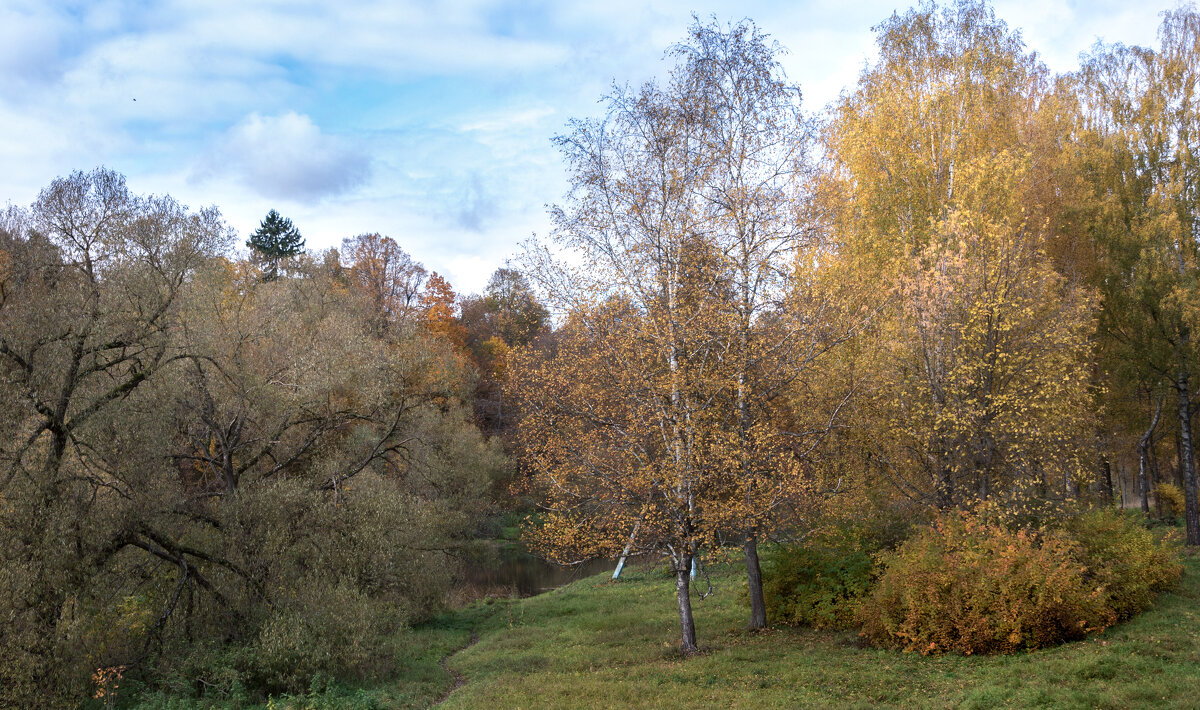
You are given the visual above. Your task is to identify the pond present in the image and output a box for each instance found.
[462,542,654,597]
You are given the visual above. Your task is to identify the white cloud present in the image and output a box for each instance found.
[0,0,1190,297]
[0,3,68,93]
[192,112,370,202]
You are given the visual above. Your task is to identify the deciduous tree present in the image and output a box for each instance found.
[0,168,230,702]
[676,18,860,630]
[516,40,727,652]
[342,232,427,332]
[514,16,854,649]
[420,272,467,349]
[1078,7,1200,544]
[823,1,1098,510]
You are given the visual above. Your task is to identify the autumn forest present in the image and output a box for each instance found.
[3,1,1200,707]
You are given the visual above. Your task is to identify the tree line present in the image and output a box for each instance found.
[510,3,1200,654]
[0,174,548,704]
[3,0,1200,701]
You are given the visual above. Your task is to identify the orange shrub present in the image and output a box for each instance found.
[858,513,1113,654]
[858,508,1182,655]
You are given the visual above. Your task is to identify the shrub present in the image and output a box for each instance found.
[248,582,406,695]
[1154,482,1185,519]
[1064,508,1182,620]
[857,513,1113,655]
[857,508,1183,655]
[762,543,874,629]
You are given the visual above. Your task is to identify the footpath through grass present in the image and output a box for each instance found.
[430,554,1200,710]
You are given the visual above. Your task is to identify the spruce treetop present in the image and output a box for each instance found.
[246,209,304,279]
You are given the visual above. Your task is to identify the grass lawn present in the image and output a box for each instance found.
[132,551,1199,709]
[429,553,1200,710]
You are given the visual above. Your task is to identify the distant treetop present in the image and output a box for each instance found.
[247,209,304,279]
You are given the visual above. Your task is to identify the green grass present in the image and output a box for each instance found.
[131,552,1200,709]
[431,554,1200,709]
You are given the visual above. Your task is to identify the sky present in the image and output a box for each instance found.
[0,0,1183,293]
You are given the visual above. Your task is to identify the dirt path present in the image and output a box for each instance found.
[432,632,479,707]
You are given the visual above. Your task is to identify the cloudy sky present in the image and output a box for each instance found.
[0,0,1181,292]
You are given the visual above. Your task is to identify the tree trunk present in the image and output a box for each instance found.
[734,302,767,631]
[1177,364,1200,546]
[1139,446,1152,513]
[744,533,767,630]
[675,553,698,654]
[1153,452,1164,516]
[1097,454,1114,505]
[1117,463,1127,508]
[1139,395,1162,514]
[612,517,641,580]
[1176,426,1187,491]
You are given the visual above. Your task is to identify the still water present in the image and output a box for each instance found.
[462,542,635,597]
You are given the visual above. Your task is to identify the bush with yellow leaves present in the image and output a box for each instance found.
[1154,482,1185,519]
[857,508,1180,655]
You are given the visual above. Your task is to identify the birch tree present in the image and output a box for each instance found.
[823,1,1098,510]
[678,19,859,630]
[514,17,862,646]
[515,39,727,652]
[1079,7,1200,544]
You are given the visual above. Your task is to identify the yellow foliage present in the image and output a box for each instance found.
[1154,483,1186,518]
[821,3,1097,509]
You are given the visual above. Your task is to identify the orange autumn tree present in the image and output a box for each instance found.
[512,291,729,655]
[513,17,851,651]
[420,271,467,348]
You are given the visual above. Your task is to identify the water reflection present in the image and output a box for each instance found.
[462,543,642,597]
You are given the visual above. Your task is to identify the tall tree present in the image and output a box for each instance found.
[0,168,231,701]
[676,18,859,630]
[514,15,856,649]
[1078,7,1200,544]
[420,272,467,348]
[823,0,1097,510]
[516,35,726,652]
[342,232,427,332]
[246,208,304,280]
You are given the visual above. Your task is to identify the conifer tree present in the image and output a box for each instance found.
[246,208,304,280]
